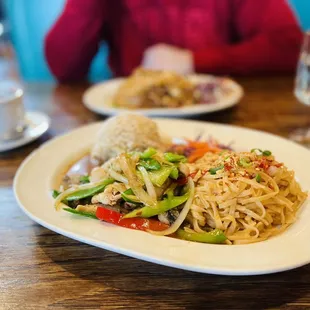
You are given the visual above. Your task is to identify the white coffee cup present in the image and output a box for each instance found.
[0,80,25,141]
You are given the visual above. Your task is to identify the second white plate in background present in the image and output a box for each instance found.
[83,75,243,117]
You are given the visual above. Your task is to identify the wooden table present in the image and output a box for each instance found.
[1,76,310,310]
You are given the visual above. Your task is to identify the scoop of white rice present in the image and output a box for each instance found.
[91,114,166,162]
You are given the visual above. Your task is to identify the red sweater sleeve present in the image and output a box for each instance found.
[45,0,107,82]
[193,0,303,75]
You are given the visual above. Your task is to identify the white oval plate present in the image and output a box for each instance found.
[83,75,243,117]
[14,119,310,275]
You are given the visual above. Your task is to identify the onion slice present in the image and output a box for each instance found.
[108,169,128,184]
[148,177,194,236]
[119,154,156,206]
[138,166,157,201]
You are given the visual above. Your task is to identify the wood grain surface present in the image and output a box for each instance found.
[1,76,310,310]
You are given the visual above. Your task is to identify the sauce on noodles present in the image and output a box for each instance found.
[185,150,307,244]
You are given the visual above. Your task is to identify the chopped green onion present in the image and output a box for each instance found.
[251,148,272,156]
[164,152,187,163]
[52,190,61,199]
[140,147,157,159]
[79,175,90,184]
[209,165,224,175]
[238,158,252,168]
[251,148,262,153]
[256,174,262,183]
[138,158,161,171]
[262,150,272,156]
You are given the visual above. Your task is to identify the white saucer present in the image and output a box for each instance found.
[0,111,50,152]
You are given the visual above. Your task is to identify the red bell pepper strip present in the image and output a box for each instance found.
[96,207,169,231]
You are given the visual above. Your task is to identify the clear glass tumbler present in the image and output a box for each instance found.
[295,31,310,106]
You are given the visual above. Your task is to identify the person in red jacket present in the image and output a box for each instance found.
[45,0,302,83]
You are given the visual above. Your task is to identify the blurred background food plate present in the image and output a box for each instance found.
[83,74,243,117]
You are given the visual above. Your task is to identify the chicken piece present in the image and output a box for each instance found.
[91,183,127,206]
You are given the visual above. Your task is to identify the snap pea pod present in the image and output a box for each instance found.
[123,192,189,218]
[164,152,187,163]
[140,147,157,159]
[63,207,98,219]
[176,228,227,244]
[65,178,114,201]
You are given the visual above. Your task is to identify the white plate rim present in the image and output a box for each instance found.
[82,75,244,117]
[13,118,310,276]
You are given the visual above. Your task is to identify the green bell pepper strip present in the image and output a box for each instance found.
[176,228,227,244]
[164,152,187,163]
[121,188,140,203]
[123,192,189,218]
[139,158,161,171]
[140,147,157,159]
[169,166,179,180]
[63,207,98,219]
[148,166,173,187]
[65,178,114,201]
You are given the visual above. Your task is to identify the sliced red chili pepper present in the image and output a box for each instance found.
[258,158,270,171]
[224,163,233,172]
[96,206,169,231]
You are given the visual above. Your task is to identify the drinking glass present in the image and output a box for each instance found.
[295,31,310,105]
[290,31,310,147]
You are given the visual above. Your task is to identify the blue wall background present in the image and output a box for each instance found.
[288,0,310,31]
[4,0,111,82]
[3,0,310,82]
